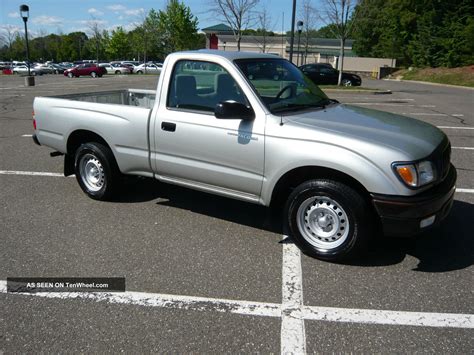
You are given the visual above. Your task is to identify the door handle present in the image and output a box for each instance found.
[161,121,176,132]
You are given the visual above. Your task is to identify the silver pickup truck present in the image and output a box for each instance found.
[32,50,456,261]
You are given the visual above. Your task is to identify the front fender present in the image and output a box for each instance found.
[261,136,408,206]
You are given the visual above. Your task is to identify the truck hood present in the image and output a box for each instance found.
[284,103,446,159]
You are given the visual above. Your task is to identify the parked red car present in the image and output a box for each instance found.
[64,63,107,78]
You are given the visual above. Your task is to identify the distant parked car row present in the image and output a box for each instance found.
[2,59,163,77]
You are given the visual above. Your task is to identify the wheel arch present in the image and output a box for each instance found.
[269,165,373,209]
[65,130,115,176]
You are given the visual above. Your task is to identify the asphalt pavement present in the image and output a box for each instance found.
[0,74,473,353]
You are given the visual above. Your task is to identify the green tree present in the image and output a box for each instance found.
[106,27,130,60]
[352,0,474,67]
[157,0,201,55]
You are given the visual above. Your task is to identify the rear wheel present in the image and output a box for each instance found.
[285,179,372,261]
[115,70,121,74]
[74,142,120,200]
[342,78,353,87]
[137,70,143,74]
[91,71,97,78]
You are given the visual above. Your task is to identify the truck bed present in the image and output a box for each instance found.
[34,89,156,177]
[50,89,156,109]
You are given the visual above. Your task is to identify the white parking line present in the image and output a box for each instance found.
[1,280,473,329]
[437,126,474,130]
[0,280,280,318]
[281,241,306,354]
[452,147,474,150]
[21,134,32,137]
[407,113,448,116]
[0,170,64,177]
[456,188,474,194]
[351,103,415,107]
[302,305,474,329]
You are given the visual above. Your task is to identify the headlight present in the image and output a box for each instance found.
[393,160,437,188]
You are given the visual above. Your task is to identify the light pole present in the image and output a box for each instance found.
[289,0,297,63]
[296,21,303,66]
[20,4,34,86]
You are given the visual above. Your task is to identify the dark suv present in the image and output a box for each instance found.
[64,63,106,78]
[300,63,361,86]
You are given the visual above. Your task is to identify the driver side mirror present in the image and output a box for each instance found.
[215,101,254,120]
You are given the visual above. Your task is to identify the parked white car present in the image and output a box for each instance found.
[135,63,162,74]
[99,63,131,75]
[13,65,41,75]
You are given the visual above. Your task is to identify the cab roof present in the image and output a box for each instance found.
[170,49,282,61]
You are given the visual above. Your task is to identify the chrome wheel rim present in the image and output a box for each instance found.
[79,154,105,192]
[91,72,97,78]
[342,79,352,87]
[296,196,349,250]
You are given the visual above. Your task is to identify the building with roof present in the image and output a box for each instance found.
[201,24,395,75]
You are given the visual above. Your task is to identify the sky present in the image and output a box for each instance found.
[0,0,317,37]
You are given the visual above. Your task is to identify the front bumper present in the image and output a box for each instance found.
[371,164,457,237]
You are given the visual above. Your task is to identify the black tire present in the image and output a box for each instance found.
[74,142,120,200]
[285,179,372,261]
[115,70,120,74]
[137,70,143,74]
[342,78,353,87]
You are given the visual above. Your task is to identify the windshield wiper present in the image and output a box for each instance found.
[272,102,327,113]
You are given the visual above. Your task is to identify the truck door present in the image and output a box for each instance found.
[151,59,265,198]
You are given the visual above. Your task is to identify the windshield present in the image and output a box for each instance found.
[234,58,330,114]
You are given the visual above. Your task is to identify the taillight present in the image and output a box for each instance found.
[32,110,36,130]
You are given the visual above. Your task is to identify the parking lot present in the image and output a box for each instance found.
[1,74,473,352]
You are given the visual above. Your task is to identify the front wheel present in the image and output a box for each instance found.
[74,142,120,200]
[91,71,97,78]
[285,179,372,261]
[67,72,74,78]
[136,70,143,74]
[342,79,353,87]
[115,70,121,75]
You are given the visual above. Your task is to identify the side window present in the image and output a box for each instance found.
[167,59,247,113]
[303,65,318,73]
[320,67,335,74]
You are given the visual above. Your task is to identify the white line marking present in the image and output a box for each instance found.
[0,281,281,318]
[0,170,64,177]
[351,103,415,107]
[437,126,474,130]
[21,134,32,137]
[419,105,436,108]
[1,280,473,329]
[456,188,474,194]
[407,113,465,117]
[452,147,474,150]
[281,240,306,354]
[303,305,474,329]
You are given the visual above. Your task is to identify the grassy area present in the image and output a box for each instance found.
[392,66,474,87]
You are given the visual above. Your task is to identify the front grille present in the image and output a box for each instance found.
[438,143,451,180]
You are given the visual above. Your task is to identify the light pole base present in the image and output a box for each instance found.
[24,76,35,87]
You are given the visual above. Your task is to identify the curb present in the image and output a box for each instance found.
[383,78,474,90]
[322,89,392,95]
